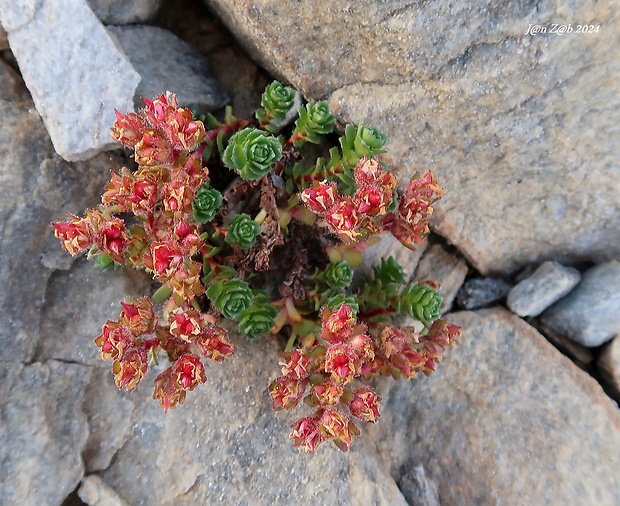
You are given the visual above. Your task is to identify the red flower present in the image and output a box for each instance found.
[320,304,356,343]
[110,110,147,148]
[173,353,206,390]
[192,325,235,362]
[269,376,308,410]
[94,321,133,361]
[134,129,177,166]
[353,183,391,216]
[353,157,396,192]
[153,367,186,412]
[309,380,344,406]
[150,242,184,279]
[119,297,156,335]
[94,217,128,264]
[162,180,193,213]
[324,343,358,383]
[318,408,360,451]
[169,308,202,339]
[348,386,381,423]
[378,324,406,358]
[290,416,324,452]
[112,347,148,391]
[299,181,339,216]
[52,214,93,255]
[279,349,312,380]
[324,197,361,243]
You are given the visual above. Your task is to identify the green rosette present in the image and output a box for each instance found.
[324,260,354,289]
[222,127,282,181]
[340,122,387,168]
[207,278,254,320]
[397,283,443,322]
[292,102,336,146]
[193,183,223,223]
[238,302,278,340]
[225,213,261,249]
[256,81,296,123]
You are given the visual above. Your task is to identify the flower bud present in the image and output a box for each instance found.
[269,376,308,410]
[325,197,362,243]
[279,349,312,380]
[299,180,339,216]
[112,347,148,391]
[173,353,206,391]
[290,416,324,452]
[52,214,93,256]
[192,325,235,362]
[119,297,156,335]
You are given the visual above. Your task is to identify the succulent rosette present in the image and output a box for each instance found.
[193,183,223,223]
[206,278,254,320]
[341,123,387,168]
[222,127,282,181]
[293,102,336,145]
[225,213,261,249]
[257,81,296,123]
[398,283,443,322]
[324,260,354,289]
[238,301,278,340]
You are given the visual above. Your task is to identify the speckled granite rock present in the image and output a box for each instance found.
[541,261,620,347]
[371,308,620,505]
[0,361,91,505]
[507,261,581,317]
[203,0,620,275]
[357,233,428,282]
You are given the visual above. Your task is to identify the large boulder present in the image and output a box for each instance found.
[203,0,620,275]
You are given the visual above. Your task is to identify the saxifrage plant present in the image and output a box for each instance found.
[53,82,461,452]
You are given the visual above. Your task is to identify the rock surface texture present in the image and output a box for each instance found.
[86,0,163,25]
[0,0,140,161]
[507,260,581,317]
[204,0,620,275]
[375,308,620,505]
[541,261,620,347]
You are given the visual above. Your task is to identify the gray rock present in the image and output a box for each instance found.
[373,308,620,505]
[357,232,428,282]
[36,257,154,365]
[536,321,594,367]
[456,277,512,310]
[203,0,620,275]
[507,261,581,317]
[79,475,129,506]
[398,464,440,506]
[598,336,620,398]
[82,368,136,472]
[414,243,468,314]
[0,361,91,505]
[92,332,407,505]
[86,0,163,25]
[0,59,126,363]
[0,0,140,161]
[541,261,620,347]
[107,25,227,112]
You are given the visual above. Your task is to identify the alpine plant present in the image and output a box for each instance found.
[53,82,461,452]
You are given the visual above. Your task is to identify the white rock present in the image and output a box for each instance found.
[0,0,140,161]
[507,261,581,317]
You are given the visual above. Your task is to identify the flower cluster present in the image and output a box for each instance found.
[53,83,461,453]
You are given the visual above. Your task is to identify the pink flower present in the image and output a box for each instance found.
[318,408,360,451]
[309,380,344,406]
[353,183,392,216]
[110,110,147,148]
[290,416,325,452]
[192,325,235,362]
[348,386,381,423]
[325,197,362,243]
[279,349,312,380]
[269,376,308,410]
[153,367,186,412]
[169,308,202,339]
[324,343,358,383]
[320,304,356,343]
[299,181,339,216]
